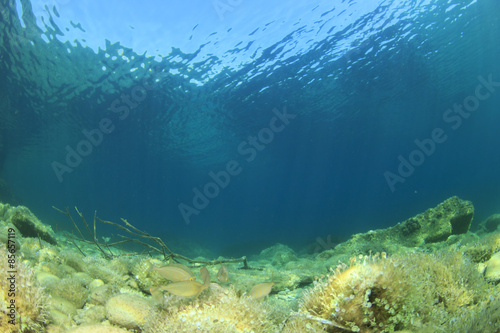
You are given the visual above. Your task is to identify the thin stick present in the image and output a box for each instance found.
[55,206,262,270]
[52,206,86,241]
[63,232,86,257]
[75,207,93,239]
[55,207,113,259]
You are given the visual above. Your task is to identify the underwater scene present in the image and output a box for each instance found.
[1,0,500,332]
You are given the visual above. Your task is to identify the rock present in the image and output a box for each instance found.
[484,214,500,232]
[260,243,295,257]
[88,279,105,290]
[485,251,500,281]
[50,296,78,316]
[330,196,474,256]
[260,243,298,266]
[49,308,74,327]
[74,305,106,325]
[36,272,61,289]
[397,196,474,244]
[0,203,57,245]
[105,293,153,330]
[89,284,119,305]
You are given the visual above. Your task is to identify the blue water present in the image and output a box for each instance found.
[0,0,499,255]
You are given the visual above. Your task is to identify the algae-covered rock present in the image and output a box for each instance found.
[331,196,474,256]
[36,271,61,289]
[89,284,120,305]
[485,251,500,281]
[49,277,89,309]
[105,293,153,330]
[0,203,57,245]
[50,296,78,317]
[74,305,106,325]
[394,196,473,245]
[259,243,298,266]
[484,214,500,232]
[60,251,87,272]
[130,257,164,293]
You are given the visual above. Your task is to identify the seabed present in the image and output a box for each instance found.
[0,196,499,333]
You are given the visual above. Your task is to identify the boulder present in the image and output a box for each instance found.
[105,293,153,330]
[0,203,57,245]
[330,196,474,255]
[484,214,500,232]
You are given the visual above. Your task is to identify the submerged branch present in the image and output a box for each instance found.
[53,206,261,270]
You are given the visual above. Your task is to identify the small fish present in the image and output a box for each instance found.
[164,280,205,298]
[249,282,275,300]
[153,263,194,282]
[217,263,229,282]
[149,286,168,303]
[200,266,210,287]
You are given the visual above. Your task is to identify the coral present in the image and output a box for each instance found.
[144,283,279,333]
[0,245,49,332]
[292,251,495,332]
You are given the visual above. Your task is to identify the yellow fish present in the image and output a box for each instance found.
[249,282,275,300]
[164,280,205,298]
[153,263,194,282]
[200,266,210,287]
[149,286,169,303]
[216,263,229,282]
